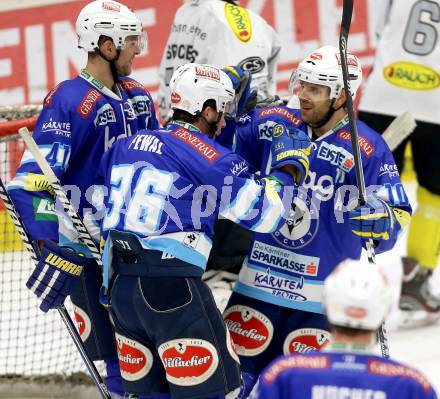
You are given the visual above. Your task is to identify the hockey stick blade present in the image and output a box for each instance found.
[382,112,417,151]
[0,178,110,399]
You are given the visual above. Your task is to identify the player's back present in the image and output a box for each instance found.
[256,352,437,398]
[98,123,230,238]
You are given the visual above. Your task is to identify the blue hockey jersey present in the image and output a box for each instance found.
[233,106,412,313]
[8,70,159,249]
[96,121,295,271]
[255,348,437,398]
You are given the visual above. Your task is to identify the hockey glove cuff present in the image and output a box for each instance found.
[270,125,313,186]
[223,66,258,117]
[255,95,285,108]
[349,194,397,241]
[26,240,86,312]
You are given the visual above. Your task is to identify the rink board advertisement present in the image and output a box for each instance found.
[0,0,377,247]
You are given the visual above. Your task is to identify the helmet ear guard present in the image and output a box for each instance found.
[289,45,362,100]
[323,259,393,331]
[76,0,147,55]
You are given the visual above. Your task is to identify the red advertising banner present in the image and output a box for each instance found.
[0,0,377,105]
[0,0,379,207]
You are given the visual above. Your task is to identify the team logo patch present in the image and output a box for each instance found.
[258,107,302,126]
[102,1,120,12]
[195,65,220,81]
[77,89,102,118]
[224,3,252,42]
[263,355,329,384]
[73,305,91,341]
[238,57,265,74]
[171,128,219,162]
[224,305,273,356]
[171,91,181,104]
[369,360,432,390]
[317,141,354,172]
[158,338,218,386]
[43,83,62,107]
[345,306,367,319]
[116,333,153,382]
[309,52,323,61]
[119,79,146,92]
[272,189,319,249]
[335,53,359,68]
[283,328,331,355]
[337,130,376,157]
[384,61,440,91]
[272,124,285,138]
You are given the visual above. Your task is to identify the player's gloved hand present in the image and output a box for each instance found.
[348,193,397,241]
[270,124,312,185]
[223,66,258,117]
[26,240,86,312]
[255,95,285,108]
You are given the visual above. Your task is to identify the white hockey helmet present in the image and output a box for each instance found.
[169,63,236,116]
[323,259,393,330]
[290,45,362,100]
[76,1,147,54]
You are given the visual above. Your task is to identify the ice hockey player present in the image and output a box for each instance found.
[358,0,440,328]
[223,45,412,397]
[95,62,312,398]
[157,0,281,123]
[253,259,438,398]
[7,0,159,396]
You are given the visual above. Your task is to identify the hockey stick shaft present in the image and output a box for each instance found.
[340,0,390,359]
[0,179,110,399]
[382,111,416,151]
[18,127,103,269]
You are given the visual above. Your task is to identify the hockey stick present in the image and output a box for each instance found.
[382,111,417,151]
[0,179,110,399]
[18,127,103,269]
[340,0,390,358]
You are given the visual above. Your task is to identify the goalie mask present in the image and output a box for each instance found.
[323,259,392,331]
[169,63,236,117]
[289,45,362,100]
[76,0,147,55]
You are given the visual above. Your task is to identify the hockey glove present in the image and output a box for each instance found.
[26,240,86,312]
[223,66,258,117]
[255,95,285,108]
[348,194,397,241]
[270,124,313,186]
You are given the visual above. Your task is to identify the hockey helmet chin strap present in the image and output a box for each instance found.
[199,112,223,138]
[97,45,121,85]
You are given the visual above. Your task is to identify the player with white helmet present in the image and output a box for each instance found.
[8,1,159,397]
[289,44,362,128]
[168,62,237,136]
[94,62,312,398]
[76,0,147,80]
[254,259,437,397]
[223,45,411,397]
